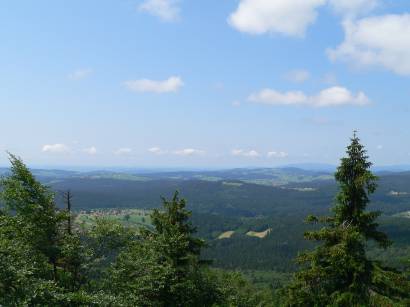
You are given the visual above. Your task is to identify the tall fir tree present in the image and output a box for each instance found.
[284,133,410,306]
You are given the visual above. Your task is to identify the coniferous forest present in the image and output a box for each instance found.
[3,0,410,305]
[1,136,410,306]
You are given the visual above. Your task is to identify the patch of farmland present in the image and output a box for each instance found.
[218,230,235,239]
[246,228,272,238]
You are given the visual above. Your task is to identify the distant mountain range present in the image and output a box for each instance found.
[3,163,410,176]
[282,163,410,173]
[1,164,410,187]
[2,165,410,217]
[2,166,332,186]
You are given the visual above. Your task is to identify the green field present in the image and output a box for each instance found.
[75,208,152,229]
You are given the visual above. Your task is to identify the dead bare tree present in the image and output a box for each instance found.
[63,190,73,235]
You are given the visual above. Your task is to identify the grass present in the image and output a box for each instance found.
[218,231,235,239]
[216,227,272,239]
[394,211,410,218]
[75,208,152,229]
[246,228,272,238]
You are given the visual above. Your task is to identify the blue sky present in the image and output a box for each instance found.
[0,0,410,168]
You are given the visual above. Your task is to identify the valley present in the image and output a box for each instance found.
[38,166,410,289]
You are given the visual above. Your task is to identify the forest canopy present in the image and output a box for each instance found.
[1,136,409,306]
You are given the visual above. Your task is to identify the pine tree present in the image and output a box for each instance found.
[284,133,410,306]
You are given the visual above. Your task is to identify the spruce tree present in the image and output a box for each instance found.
[0,154,116,305]
[110,192,219,306]
[0,153,66,280]
[285,133,410,306]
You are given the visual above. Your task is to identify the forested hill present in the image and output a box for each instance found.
[3,165,410,273]
[1,157,410,305]
[3,166,410,216]
[40,168,410,274]
[3,166,333,184]
[37,169,410,217]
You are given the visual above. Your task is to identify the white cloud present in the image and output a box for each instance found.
[267,151,289,158]
[83,146,97,155]
[232,149,260,157]
[124,76,183,93]
[139,0,180,22]
[328,15,410,75]
[174,148,205,156]
[228,0,326,37]
[42,144,70,154]
[285,69,311,82]
[250,89,307,106]
[249,86,370,107]
[114,148,133,155]
[329,0,379,18]
[377,144,383,150]
[148,147,167,155]
[313,86,369,107]
[68,68,93,80]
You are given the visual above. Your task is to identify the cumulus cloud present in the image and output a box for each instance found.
[139,0,180,22]
[267,151,288,158]
[314,86,369,106]
[232,149,260,157]
[68,68,93,80]
[174,148,205,156]
[83,146,97,155]
[250,89,307,106]
[249,86,370,107]
[228,0,326,37]
[124,76,183,93]
[329,0,379,18]
[42,144,70,153]
[114,148,133,155]
[148,147,167,155]
[284,69,311,83]
[148,147,205,156]
[328,15,410,75]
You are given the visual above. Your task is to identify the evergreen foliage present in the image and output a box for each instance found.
[285,133,410,306]
[0,154,115,305]
[1,147,409,306]
[108,192,220,306]
[0,155,257,306]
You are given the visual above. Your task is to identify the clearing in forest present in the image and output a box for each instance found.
[246,228,272,238]
[218,230,235,239]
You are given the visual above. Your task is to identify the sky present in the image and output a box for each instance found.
[0,0,410,168]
